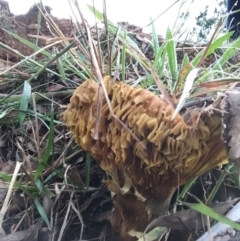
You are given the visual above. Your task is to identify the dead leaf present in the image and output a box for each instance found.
[144,198,239,233]
[45,84,64,92]
[0,220,42,241]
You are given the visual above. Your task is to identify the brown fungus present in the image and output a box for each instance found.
[63,76,227,240]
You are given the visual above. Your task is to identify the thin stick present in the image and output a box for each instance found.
[85,24,146,149]
[0,161,22,233]
[197,18,223,68]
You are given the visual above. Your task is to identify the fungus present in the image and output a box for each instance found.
[64,76,227,240]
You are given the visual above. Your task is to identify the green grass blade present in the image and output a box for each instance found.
[181,54,190,70]
[34,197,50,227]
[0,41,60,78]
[153,41,168,70]
[121,31,127,82]
[0,173,20,187]
[173,54,191,92]
[151,41,168,81]
[35,179,43,193]
[212,38,240,71]
[27,42,75,83]
[35,179,54,198]
[206,172,226,204]
[205,165,233,204]
[0,108,14,119]
[191,32,232,67]
[181,201,240,231]
[19,81,31,127]
[34,103,54,179]
[138,227,168,241]
[87,5,141,51]
[0,173,37,197]
[35,8,42,49]
[151,18,160,55]
[172,68,201,119]
[178,177,197,200]
[2,29,52,58]
[231,165,240,188]
[56,51,66,80]
[166,28,178,91]
[158,48,167,80]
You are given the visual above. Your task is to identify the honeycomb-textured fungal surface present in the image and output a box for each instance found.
[64,76,227,240]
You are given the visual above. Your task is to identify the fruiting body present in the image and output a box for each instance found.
[64,76,227,240]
